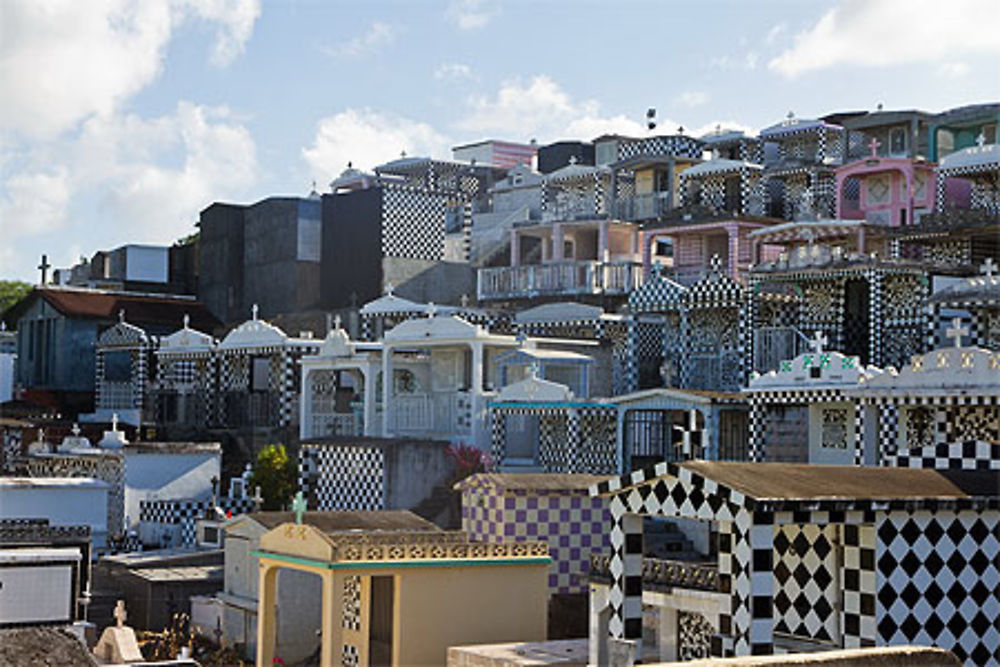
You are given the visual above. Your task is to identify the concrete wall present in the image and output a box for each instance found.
[198,202,246,325]
[123,451,220,529]
[397,563,549,666]
[0,482,108,548]
[808,402,856,466]
[321,188,383,309]
[15,297,99,393]
[383,258,478,306]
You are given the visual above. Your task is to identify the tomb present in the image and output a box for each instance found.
[150,315,217,429]
[254,509,549,666]
[589,462,1000,665]
[83,312,155,428]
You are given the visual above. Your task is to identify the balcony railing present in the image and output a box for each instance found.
[590,553,720,592]
[388,391,473,436]
[478,260,643,301]
[753,327,806,374]
[615,191,672,221]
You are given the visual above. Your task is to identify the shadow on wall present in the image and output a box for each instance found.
[383,259,477,306]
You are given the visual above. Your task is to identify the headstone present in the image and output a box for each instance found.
[59,423,92,453]
[99,413,128,449]
[92,600,144,664]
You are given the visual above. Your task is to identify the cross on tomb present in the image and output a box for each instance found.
[426,302,438,318]
[333,314,342,330]
[114,600,127,628]
[460,293,469,308]
[71,423,80,437]
[384,282,394,296]
[868,137,882,157]
[809,330,828,354]
[981,257,996,280]
[183,314,190,329]
[291,491,307,524]
[118,309,126,323]
[251,304,259,320]
[37,254,51,285]
[946,317,969,349]
[568,155,578,165]
[111,413,119,432]
[976,132,987,148]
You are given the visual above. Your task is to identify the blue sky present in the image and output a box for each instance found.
[1,0,997,282]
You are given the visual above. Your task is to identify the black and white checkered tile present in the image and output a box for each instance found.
[773,524,839,642]
[299,444,386,510]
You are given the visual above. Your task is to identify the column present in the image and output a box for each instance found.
[746,522,774,655]
[567,408,580,473]
[362,366,377,437]
[609,509,643,647]
[381,346,393,437]
[598,220,610,263]
[852,402,866,466]
[470,343,485,450]
[256,563,279,666]
[642,233,656,278]
[552,224,564,261]
[748,399,765,462]
[726,225,739,279]
[300,368,310,440]
[320,572,336,667]
[658,607,679,662]
[509,229,521,267]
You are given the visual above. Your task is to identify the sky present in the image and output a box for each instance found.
[1,0,998,282]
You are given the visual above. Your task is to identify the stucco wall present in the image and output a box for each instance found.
[396,563,549,666]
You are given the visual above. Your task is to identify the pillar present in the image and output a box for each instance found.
[381,346,393,437]
[609,510,643,647]
[256,563,279,666]
[320,572,336,667]
[658,607,679,662]
[598,220,610,263]
[300,368,311,440]
[748,399,765,462]
[510,229,521,267]
[552,224,565,261]
[566,408,580,473]
[362,366,377,437]
[470,343,485,450]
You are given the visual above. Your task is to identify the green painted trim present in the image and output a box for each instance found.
[251,550,550,571]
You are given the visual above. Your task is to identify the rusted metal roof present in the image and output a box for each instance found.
[9,287,218,331]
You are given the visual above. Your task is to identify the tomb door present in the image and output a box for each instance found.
[624,409,671,471]
[842,279,870,365]
[368,575,395,667]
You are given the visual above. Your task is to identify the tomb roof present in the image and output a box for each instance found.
[246,510,440,533]
[454,473,613,492]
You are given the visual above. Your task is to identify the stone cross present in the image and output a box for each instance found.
[568,155,578,165]
[111,413,119,432]
[71,423,80,437]
[37,254,51,285]
[251,304,259,320]
[114,600,127,628]
[976,132,986,148]
[981,257,996,279]
[460,293,469,308]
[183,314,190,329]
[118,309,125,323]
[291,491,307,524]
[334,314,342,330]
[946,317,969,349]
[868,137,881,157]
[385,282,394,296]
[809,330,828,354]
[426,302,437,318]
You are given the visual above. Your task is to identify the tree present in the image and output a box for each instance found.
[249,444,298,511]
[0,280,32,319]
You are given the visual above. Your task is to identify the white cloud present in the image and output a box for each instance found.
[765,23,786,45]
[179,0,262,67]
[0,102,257,278]
[445,0,499,30]
[330,22,396,58]
[457,75,659,143]
[302,109,451,180]
[0,0,260,139]
[710,51,759,71]
[676,91,709,108]
[434,62,476,81]
[938,61,970,78]
[769,0,1000,77]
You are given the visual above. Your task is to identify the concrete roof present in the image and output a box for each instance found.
[455,473,612,492]
[246,510,441,534]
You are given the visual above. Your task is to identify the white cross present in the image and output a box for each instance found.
[111,413,119,432]
[251,304,259,320]
[568,154,578,165]
[71,423,80,437]
[460,293,469,308]
[114,600,127,628]
[868,137,881,157]
[333,314,342,330]
[981,258,996,279]
[118,309,125,323]
[946,317,969,349]
[426,302,437,318]
[385,282,394,296]
[976,132,986,148]
[808,330,828,354]
[182,314,190,329]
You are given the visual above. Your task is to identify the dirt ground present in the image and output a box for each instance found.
[0,627,98,666]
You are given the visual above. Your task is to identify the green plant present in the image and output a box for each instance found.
[249,444,297,511]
